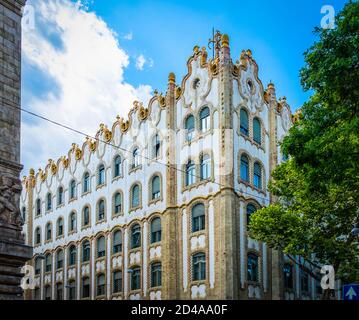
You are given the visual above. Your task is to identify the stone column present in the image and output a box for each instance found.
[217,34,239,299]
[161,72,179,299]
[0,0,32,300]
[266,82,283,300]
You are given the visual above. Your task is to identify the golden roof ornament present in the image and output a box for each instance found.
[86,137,97,152]
[102,125,112,142]
[193,45,200,55]
[61,156,69,168]
[221,34,229,48]
[168,72,176,85]
[118,117,130,133]
[175,86,182,100]
[200,46,208,68]
[48,158,58,175]
[136,101,149,121]
[156,92,166,108]
[292,109,302,123]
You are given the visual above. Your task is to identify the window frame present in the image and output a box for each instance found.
[192,252,206,281]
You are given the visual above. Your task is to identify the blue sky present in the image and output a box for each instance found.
[85,0,346,110]
[20,0,347,174]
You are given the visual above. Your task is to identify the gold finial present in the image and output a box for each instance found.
[168,72,175,85]
[201,47,208,67]
[221,34,229,48]
[246,49,252,57]
[193,45,200,54]
[268,81,275,90]
[29,168,35,177]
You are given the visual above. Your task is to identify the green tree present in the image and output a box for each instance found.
[249,1,359,297]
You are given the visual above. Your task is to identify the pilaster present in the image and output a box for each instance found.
[216,34,239,299]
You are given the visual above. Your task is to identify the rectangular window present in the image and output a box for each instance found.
[113,271,122,293]
[131,268,141,290]
[151,264,162,287]
[82,278,90,298]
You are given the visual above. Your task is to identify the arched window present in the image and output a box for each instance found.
[151,175,161,200]
[113,230,122,254]
[192,252,206,281]
[35,227,41,245]
[45,253,52,272]
[131,267,141,291]
[132,148,140,168]
[46,222,52,241]
[97,199,105,221]
[247,253,259,282]
[185,115,195,141]
[131,184,140,208]
[185,160,196,186]
[253,117,261,145]
[36,198,41,216]
[68,245,77,266]
[35,256,41,275]
[152,134,161,159]
[21,206,26,221]
[113,192,122,215]
[246,204,257,226]
[283,263,294,290]
[56,249,63,270]
[240,108,249,136]
[97,274,106,296]
[82,277,90,298]
[253,162,262,189]
[192,203,205,232]
[151,217,161,243]
[57,217,64,237]
[69,179,76,200]
[240,154,250,182]
[200,154,211,180]
[82,240,90,262]
[131,224,141,249]
[98,164,105,186]
[97,236,106,258]
[199,107,210,132]
[83,206,90,227]
[83,172,90,193]
[57,186,64,206]
[151,262,162,287]
[46,193,52,211]
[69,211,77,232]
[113,155,122,178]
[113,270,122,293]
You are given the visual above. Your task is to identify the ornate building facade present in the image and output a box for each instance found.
[21,33,319,300]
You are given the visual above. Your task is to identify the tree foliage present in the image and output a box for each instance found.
[249,1,359,284]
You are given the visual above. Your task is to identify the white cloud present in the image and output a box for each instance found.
[21,0,152,174]
[135,54,146,71]
[135,54,154,71]
[124,31,133,40]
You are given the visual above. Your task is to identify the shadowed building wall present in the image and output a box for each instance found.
[0,0,32,300]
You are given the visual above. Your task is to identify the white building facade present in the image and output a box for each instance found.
[21,33,320,300]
